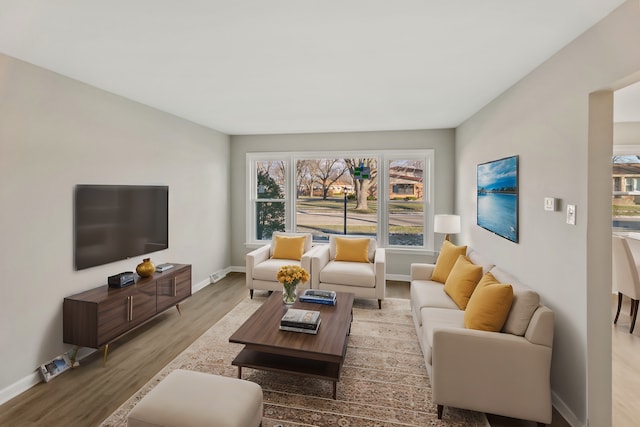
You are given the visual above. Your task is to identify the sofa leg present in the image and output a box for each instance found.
[249,289,254,299]
[378,299,382,309]
[436,405,443,419]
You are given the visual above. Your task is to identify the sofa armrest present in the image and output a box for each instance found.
[310,244,330,288]
[411,263,435,281]
[245,245,271,287]
[431,327,552,424]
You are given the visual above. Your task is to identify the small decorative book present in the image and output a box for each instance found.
[299,289,337,305]
[279,319,321,335]
[156,263,175,272]
[280,309,321,329]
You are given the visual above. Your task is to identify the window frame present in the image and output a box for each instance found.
[247,149,435,251]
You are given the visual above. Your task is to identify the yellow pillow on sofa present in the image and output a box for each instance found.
[443,255,483,309]
[464,272,514,332]
[272,235,306,260]
[334,237,370,263]
[431,240,467,283]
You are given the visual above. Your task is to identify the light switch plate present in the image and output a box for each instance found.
[544,197,556,211]
[566,204,576,225]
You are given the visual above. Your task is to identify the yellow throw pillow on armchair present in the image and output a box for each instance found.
[271,235,306,260]
[443,255,483,309]
[464,272,514,332]
[431,240,467,283]
[334,237,370,263]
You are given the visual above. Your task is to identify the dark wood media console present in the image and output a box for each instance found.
[63,263,191,364]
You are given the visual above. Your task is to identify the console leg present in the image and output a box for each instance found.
[103,344,109,367]
[175,303,182,317]
[69,346,79,367]
[437,405,443,419]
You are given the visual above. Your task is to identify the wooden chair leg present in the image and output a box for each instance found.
[631,299,639,334]
[614,292,624,324]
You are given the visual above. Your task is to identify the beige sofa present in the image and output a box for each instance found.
[410,248,554,426]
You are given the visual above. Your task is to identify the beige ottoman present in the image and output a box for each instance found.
[127,369,263,427]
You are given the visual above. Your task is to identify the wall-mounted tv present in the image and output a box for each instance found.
[74,185,169,270]
[477,155,519,243]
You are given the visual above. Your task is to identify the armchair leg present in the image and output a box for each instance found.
[437,405,443,419]
[614,292,623,324]
[631,299,639,333]
[249,289,254,299]
[378,299,382,309]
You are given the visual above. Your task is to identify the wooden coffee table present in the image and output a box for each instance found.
[229,291,354,399]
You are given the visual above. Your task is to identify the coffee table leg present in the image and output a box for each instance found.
[333,381,337,399]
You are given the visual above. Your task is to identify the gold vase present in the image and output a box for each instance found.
[136,258,155,278]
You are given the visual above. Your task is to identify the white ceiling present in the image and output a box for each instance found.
[0,0,634,135]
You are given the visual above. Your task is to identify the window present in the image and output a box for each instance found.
[612,151,640,233]
[252,159,286,240]
[248,150,434,250]
[387,158,425,247]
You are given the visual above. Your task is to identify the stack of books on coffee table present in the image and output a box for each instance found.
[299,289,337,305]
[279,309,321,334]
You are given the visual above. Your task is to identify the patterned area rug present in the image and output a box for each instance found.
[101,296,488,427]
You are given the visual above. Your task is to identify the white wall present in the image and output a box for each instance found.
[0,53,231,400]
[456,2,640,426]
[229,130,456,275]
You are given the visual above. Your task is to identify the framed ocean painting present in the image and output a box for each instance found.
[477,155,519,243]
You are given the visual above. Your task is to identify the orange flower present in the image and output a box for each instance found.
[276,265,309,284]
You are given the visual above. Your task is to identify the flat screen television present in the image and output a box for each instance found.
[74,185,169,270]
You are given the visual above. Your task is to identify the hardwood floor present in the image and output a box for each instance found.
[0,275,629,426]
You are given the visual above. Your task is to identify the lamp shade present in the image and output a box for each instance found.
[434,214,461,235]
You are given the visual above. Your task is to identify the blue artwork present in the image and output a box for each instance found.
[477,156,519,243]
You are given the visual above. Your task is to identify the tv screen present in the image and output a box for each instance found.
[74,185,169,270]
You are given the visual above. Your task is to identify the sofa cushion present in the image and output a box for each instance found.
[334,237,370,263]
[411,280,459,326]
[466,248,495,275]
[271,235,306,260]
[490,267,541,336]
[422,307,465,362]
[319,260,375,288]
[253,258,301,282]
[432,240,467,283]
[464,272,514,332]
[443,255,483,310]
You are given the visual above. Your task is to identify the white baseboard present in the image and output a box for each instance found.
[0,372,40,406]
[386,273,410,282]
[193,277,213,293]
[552,390,584,427]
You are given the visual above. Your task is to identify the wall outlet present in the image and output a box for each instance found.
[566,204,576,225]
[544,197,556,211]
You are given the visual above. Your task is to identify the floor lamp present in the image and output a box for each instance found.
[434,214,461,242]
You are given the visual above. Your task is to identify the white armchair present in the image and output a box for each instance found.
[310,235,385,309]
[245,232,313,299]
